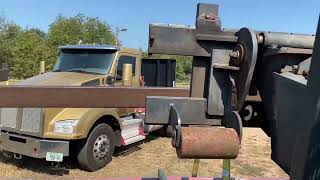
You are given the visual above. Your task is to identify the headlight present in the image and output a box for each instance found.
[53,120,79,134]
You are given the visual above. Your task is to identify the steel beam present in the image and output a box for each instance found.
[260,32,315,49]
[148,24,236,57]
[0,86,189,108]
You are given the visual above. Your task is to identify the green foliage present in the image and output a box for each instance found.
[10,31,50,79]
[27,28,46,38]
[47,14,116,47]
[0,14,117,79]
[0,18,22,74]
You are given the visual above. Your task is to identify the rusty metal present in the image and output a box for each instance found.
[148,24,237,57]
[0,86,189,108]
[148,24,207,57]
[229,44,245,66]
[176,127,240,159]
[196,3,221,32]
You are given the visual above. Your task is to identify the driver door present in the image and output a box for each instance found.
[114,53,138,115]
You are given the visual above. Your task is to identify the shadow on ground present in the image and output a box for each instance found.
[0,131,163,176]
[114,130,161,157]
[0,152,76,176]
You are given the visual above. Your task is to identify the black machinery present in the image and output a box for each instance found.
[145,3,319,180]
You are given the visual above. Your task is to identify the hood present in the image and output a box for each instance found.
[19,72,103,86]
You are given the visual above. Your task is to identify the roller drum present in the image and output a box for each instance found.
[177,127,240,159]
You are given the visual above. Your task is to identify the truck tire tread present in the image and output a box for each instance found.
[77,123,115,171]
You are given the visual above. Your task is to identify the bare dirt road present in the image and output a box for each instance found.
[0,128,288,179]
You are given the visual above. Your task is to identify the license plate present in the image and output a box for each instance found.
[46,152,63,162]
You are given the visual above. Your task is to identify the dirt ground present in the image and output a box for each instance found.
[0,128,288,179]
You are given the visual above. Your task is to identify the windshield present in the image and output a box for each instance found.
[53,49,116,74]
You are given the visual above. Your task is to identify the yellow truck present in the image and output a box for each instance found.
[0,45,176,171]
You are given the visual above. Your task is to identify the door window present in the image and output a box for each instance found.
[117,55,136,79]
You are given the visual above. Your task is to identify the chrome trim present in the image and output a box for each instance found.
[21,108,43,133]
[0,108,18,128]
[0,108,44,137]
[0,132,69,158]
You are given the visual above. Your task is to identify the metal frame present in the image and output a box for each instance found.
[0,86,189,108]
[146,3,319,180]
[0,132,69,158]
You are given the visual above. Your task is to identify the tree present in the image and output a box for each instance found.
[45,14,118,73]
[0,16,22,70]
[0,14,118,79]
[83,17,116,45]
[9,31,49,79]
[47,14,116,47]
[27,28,46,38]
[47,14,85,47]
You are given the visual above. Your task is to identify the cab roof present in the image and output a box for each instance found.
[60,44,120,51]
[59,44,142,55]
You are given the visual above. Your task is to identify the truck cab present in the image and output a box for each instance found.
[0,45,173,171]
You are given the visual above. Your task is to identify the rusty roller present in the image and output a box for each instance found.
[176,127,240,159]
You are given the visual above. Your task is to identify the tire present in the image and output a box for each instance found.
[77,124,115,171]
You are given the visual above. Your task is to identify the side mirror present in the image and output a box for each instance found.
[115,74,122,81]
[100,75,115,86]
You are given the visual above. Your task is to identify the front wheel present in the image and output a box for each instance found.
[77,124,115,171]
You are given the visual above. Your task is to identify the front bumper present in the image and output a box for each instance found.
[0,132,69,158]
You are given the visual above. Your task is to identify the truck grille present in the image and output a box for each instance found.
[0,108,18,128]
[0,108,44,136]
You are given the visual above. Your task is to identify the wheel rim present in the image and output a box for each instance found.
[93,134,110,161]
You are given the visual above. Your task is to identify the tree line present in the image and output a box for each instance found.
[0,14,191,82]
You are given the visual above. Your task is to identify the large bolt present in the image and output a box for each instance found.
[257,35,264,44]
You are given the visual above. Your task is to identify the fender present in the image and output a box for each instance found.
[44,108,122,139]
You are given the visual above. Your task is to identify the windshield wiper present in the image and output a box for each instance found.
[67,69,87,73]
[66,69,103,75]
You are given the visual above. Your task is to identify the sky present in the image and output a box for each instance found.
[0,0,319,50]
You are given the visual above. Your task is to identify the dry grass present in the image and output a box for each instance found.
[0,128,288,179]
